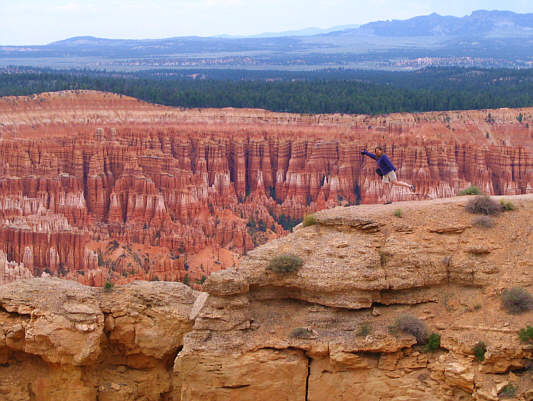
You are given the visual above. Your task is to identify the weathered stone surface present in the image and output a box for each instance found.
[0,278,198,400]
[182,194,533,401]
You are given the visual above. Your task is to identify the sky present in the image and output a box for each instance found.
[1,0,533,45]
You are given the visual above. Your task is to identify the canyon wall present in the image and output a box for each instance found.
[1,195,532,400]
[0,90,532,285]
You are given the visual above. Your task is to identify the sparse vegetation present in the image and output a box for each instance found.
[500,199,516,211]
[498,384,516,398]
[458,186,482,196]
[394,209,402,218]
[465,195,501,216]
[289,327,315,339]
[472,215,494,228]
[393,314,428,344]
[423,333,441,352]
[267,254,304,273]
[379,250,390,267]
[302,214,318,227]
[519,325,533,343]
[474,304,482,311]
[104,281,113,291]
[473,341,487,361]
[357,323,372,337]
[501,287,533,314]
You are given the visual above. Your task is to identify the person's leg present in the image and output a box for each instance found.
[391,180,412,189]
[383,182,392,204]
[389,172,415,192]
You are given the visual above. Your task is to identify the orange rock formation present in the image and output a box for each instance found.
[0,90,532,285]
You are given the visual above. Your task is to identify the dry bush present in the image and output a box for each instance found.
[289,327,316,339]
[501,287,533,314]
[472,216,494,228]
[465,196,501,216]
[267,254,304,273]
[393,314,428,344]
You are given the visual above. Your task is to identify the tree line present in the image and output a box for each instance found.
[0,67,532,115]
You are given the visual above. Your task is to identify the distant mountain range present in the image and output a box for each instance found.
[216,24,361,38]
[1,10,532,71]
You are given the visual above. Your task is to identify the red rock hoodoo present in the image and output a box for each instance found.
[0,90,532,285]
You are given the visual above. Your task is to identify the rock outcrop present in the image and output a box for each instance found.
[0,194,532,400]
[179,194,533,401]
[0,90,532,286]
[0,278,197,400]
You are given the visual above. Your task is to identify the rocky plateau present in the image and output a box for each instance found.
[0,194,532,400]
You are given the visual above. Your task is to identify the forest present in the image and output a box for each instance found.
[0,66,532,115]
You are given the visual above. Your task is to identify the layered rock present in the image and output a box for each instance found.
[0,195,533,400]
[0,278,197,400]
[178,194,533,401]
[0,91,532,286]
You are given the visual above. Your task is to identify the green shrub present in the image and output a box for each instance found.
[104,281,113,291]
[472,216,494,228]
[458,186,482,196]
[498,384,516,398]
[500,199,516,211]
[302,214,318,227]
[473,341,487,361]
[394,209,402,218]
[519,325,533,343]
[394,314,428,344]
[357,323,372,337]
[501,287,533,314]
[267,254,304,273]
[423,333,441,352]
[465,196,501,216]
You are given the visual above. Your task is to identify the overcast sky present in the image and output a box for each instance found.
[1,0,533,45]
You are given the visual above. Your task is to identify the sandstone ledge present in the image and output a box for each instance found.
[190,194,533,401]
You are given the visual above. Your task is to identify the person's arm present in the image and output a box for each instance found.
[361,150,377,160]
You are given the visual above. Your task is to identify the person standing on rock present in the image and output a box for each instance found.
[361,147,415,204]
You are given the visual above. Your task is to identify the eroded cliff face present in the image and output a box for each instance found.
[0,278,197,401]
[0,90,532,285]
[1,195,532,401]
[179,195,533,401]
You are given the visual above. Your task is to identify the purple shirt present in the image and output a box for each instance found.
[362,150,397,175]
